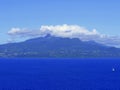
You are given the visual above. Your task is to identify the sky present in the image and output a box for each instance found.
[0,0,120,46]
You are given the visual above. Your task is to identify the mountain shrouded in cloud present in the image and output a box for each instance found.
[1,34,120,58]
[8,24,120,48]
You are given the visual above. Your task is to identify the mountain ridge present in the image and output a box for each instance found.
[0,35,120,58]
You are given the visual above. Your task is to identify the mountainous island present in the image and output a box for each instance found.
[0,35,120,58]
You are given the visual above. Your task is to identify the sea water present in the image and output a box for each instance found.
[0,58,120,90]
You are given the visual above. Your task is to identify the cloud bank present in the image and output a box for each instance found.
[7,24,120,48]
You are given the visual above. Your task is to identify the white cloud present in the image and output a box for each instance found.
[40,24,99,38]
[8,28,43,37]
[7,24,120,48]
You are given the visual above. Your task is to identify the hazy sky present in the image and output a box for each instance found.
[0,0,120,44]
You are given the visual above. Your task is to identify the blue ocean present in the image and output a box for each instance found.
[0,58,120,90]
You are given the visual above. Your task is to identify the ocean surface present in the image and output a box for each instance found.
[0,58,120,90]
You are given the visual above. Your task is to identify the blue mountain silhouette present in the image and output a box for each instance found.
[0,35,120,58]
